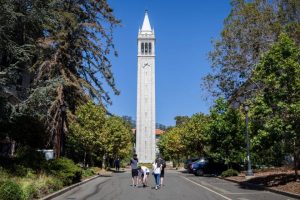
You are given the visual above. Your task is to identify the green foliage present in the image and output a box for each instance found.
[252,33,300,170]
[158,126,184,163]
[208,98,245,164]
[221,168,239,177]
[43,176,64,194]
[203,0,300,98]
[103,116,133,159]
[68,101,106,165]
[0,173,64,200]
[14,146,47,171]
[0,0,120,151]
[0,180,23,200]
[174,116,189,126]
[47,158,82,186]
[82,168,96,178]
[181,113,210,157]
[69,102,133,166]
[69,101,106,154]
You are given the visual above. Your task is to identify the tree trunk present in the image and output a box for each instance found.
[292,137,299,181]
[83,151,86,167]
[102,155,106,169]
[294,150,299,181]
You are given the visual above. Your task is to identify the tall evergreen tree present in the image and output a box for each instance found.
[0,1,120,154]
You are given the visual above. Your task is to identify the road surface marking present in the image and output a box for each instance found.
[181,176,232,200]
[226,192,268,195]
[199,180,231,194]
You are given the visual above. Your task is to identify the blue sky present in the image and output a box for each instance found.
[106,1,231,126]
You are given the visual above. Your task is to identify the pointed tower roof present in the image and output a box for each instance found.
[141,10,152,31]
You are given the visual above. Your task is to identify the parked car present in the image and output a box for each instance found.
[191,157,227,176]
[184,158,200,173]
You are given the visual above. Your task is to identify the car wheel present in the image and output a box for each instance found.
[195,169,204,176]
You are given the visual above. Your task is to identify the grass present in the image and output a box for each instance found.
[0,165,101,200]
[138,163,153,169]
[0,171,64,200]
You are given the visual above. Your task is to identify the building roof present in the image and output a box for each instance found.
[131,128,165,135]
[155,129,165,135]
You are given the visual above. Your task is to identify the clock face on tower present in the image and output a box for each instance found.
[143,62,150,68]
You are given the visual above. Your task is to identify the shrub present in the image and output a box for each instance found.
[21,182,37,200]
[15,146,46,170]
[82,168,95,178]
[45,176,64,193]
[221,168,239,177]
[47,158,82,186]
[0,180,23,200]
[13,165,34,178]
[0,168,9,180]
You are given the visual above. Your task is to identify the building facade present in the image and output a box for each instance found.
[136,11,156,163]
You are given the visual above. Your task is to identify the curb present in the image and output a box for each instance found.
[39,174,110,200]
[220,177,300,199]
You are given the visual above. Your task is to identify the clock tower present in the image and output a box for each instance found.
[136,11,156,163]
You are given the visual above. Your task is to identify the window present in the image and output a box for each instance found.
[149,43,152,54]
[145,43,148,54]
[141,43,144,54]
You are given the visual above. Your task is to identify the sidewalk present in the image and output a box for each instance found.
[221,174,300,199]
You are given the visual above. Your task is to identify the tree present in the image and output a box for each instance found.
[157,127,184,166]
[181,114,210,158]
[0,0,121,153]
[103,116,133,161]
[31,0,120,153]
[69,101,106,166]
[203,0,300,99]
[208,98,245,166]
[253,33,300,178]
[174,116,189,126]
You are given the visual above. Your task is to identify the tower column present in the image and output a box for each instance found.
[136,11,156,163]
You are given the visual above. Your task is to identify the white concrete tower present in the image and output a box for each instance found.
[136,11,156,163]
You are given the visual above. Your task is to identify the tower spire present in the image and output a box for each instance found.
[141,10,151,31]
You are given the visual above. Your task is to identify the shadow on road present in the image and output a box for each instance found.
[108,169,126,173]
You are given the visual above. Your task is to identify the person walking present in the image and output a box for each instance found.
[152,158,162,190]
[114,157,120,172]
[158,156,166,186]
[130,154,139,187]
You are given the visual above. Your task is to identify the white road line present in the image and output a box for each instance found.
[181,176,232,200]
[226,192,267,195]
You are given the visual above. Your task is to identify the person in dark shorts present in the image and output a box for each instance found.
[114,157,120,171]
[130,154,138,187]
[158,156,166,186]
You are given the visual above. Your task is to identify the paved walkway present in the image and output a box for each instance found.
[52,170,298,200]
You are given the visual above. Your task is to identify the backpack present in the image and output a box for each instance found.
[159,158,166,168]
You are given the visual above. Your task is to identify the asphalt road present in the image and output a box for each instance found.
[52,170,298,200]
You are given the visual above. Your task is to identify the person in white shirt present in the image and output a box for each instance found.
[138,166,150,187]
[152,158,162,190]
